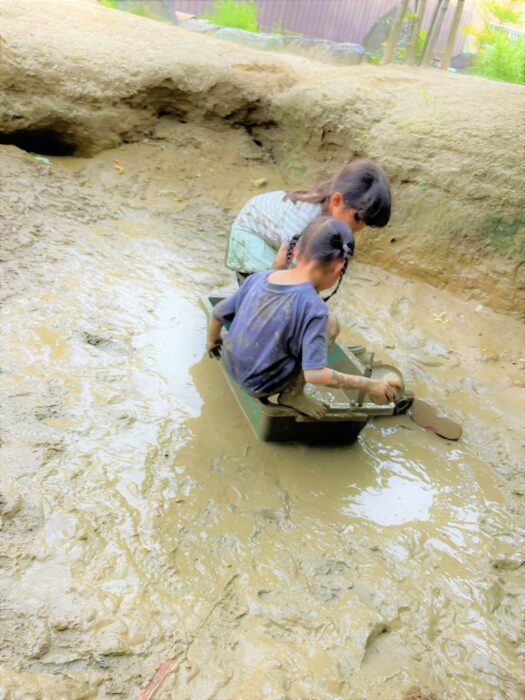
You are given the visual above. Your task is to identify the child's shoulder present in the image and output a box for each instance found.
[293,283,328,317]
[258,190,286,199]
[241,191,287,216]
[240,191,321,224]
[248,191,319,209]
[241,270,271,291]
[307,287,329,312]
[243,190,317,212]
[248,269,271,281]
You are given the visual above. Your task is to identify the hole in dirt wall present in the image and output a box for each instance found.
[0,89,282,160]
[222,102,277,153]
[0,128,78,156]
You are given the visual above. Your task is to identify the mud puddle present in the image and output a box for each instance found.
[0,119,523,699]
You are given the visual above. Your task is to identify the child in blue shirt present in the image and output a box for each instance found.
[209,217,400,419]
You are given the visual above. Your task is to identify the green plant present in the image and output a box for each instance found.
[204,0,259,32]
[472,30,525,84]
[392,27,427,63]
[97,0,150,17]
[271,19,303,37]
[131,7,148,17]
[367,9,427,66]
[461,0,524,85]
[272,19,283,34]
[415,27,427,61]
[485,0,523,24]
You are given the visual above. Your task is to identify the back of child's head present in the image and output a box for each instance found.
[287,216,355,300]
[285,158,391,228]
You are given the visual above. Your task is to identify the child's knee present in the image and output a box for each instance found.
[327,313,340,344]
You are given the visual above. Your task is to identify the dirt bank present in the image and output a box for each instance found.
[1,119,524,699]
[1,0,524,316]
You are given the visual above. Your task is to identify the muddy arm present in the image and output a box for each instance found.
[304,368,401,404]
[207,316,224,355]
[272,244,289,269]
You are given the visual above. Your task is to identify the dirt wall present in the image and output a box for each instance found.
[0,0,524,316]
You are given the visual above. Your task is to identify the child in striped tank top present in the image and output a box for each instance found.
[226,159,391,282]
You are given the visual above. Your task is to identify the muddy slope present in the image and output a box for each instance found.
[1,0,524,316]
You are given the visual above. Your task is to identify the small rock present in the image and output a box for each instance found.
[481,348,499,362]
[29,626,51,659]
[53,618,70,631]
[491,555,524,571]
[96,621,131,656]
[251,177,267,188]
[97,633,131,657]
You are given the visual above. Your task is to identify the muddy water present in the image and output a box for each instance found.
[0,120,524,700]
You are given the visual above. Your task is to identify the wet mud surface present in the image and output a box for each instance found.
[0,120,524,699]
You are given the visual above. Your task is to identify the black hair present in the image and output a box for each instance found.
[284,159,391,228]
[286,216,355,301]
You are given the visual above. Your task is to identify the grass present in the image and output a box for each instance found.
[471,31,525,85]
[97,0,149,18]
[203,0,259,32]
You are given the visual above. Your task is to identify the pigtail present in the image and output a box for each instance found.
[283,178,335,206]
[290,216,354,301]
[323,240,353,302]
[286,233,301,268]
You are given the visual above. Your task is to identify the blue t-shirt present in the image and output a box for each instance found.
[213,271,328,395]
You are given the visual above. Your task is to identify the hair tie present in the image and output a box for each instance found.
[342,242,352,258]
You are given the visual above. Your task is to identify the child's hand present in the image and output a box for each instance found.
[367,377,401,404]
[207,338,223,358]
